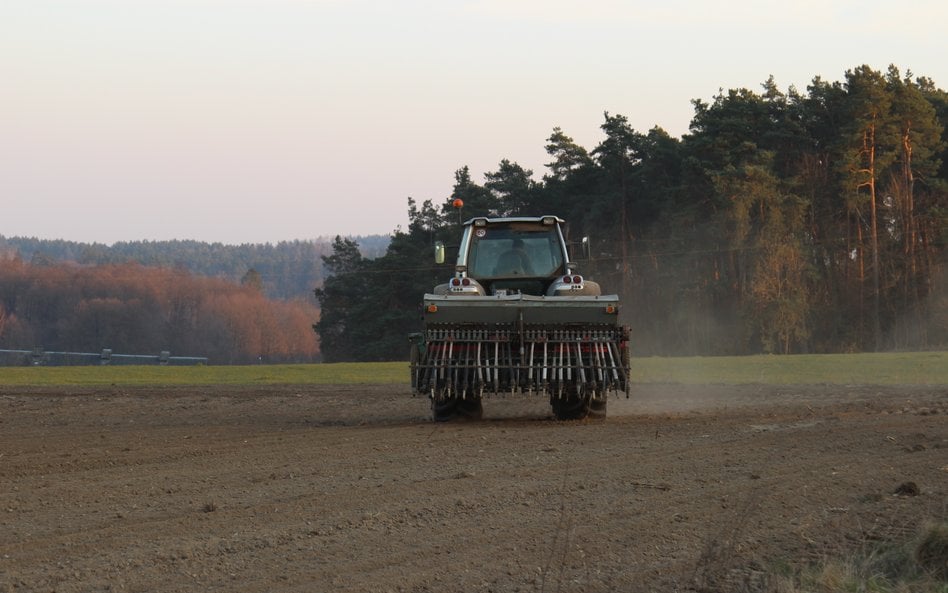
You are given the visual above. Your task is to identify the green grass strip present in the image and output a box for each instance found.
[0,352,945,387]
[0,361,410,386]
[631,351,948,385]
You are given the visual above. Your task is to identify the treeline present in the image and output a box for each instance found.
[315,64,948,360]
[0,257,320,364]
[0,235,391,300]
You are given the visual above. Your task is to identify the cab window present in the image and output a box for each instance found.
[468,226,563,279]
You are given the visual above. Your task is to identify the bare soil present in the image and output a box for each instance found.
[1,382,946,592]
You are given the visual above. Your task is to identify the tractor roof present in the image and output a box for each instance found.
[462,215,565,227]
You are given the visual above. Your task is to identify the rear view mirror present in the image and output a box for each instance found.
[434,241,445,264]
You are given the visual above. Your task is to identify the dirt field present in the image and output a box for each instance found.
[1,382,946,593]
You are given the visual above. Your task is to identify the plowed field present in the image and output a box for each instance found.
[1,383,946,592]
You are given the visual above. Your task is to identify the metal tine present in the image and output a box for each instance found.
[603,333,613,385]
[551,330,558,397]
[605,334,620,386]
[454,330,461,399]
[541,338,548,392]
[610,339,627,387]
[564,330,571,395]
[546,329,552,394]
[455,330,462,396]
[477,339,485,398]
[596,335,606,384]
[496,331,503,394]
[527,331,537,393]
[496,331,502,393]
[602,333,613,390]
[434,336,443,396]
[486,333,493,394]
[485,329,492,391]
[534,332,540,386]
[565,332,572,383]
[536,332,543,393]
[467,329,475,395]
[502,329,509,393]
[575,340,586,392]
[505,330,511,392]
[513,329,520,392]
[485,328,498,393]
[435,331,446,395]
[599,333,612,387]
[582,333,590,385]
[438,333,447,383]
[434,331,444,392]
[586,331,596,392]
[475,333,483,389]
[584,336,595,392]
[443,335,447,381]
[556,330,564,399]
[482,329,490,394]
[448,330,461,397]
[460,331,467,397]
[493,338,500,394]
[421,337,434,393]
[421,332,430,392]
[429,332,442,394]
[513,337,518,394]
[587,332,596,387]
[461,329,470,400]
[465,329,471,394]
[447,334,456,399]
[538,329,544,392]
[502,331,508,393]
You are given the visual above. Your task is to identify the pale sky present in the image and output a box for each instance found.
[2,0,946,244]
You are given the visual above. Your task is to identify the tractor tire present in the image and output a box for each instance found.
[550,392,589,421]
[551,391,607,421]
[432,396,483,422]
[588,395,607,420]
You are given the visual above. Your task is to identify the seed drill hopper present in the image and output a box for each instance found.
[410,215,630,421]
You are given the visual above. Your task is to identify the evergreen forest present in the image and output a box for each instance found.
[315,65,948,361]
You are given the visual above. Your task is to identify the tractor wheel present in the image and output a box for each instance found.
[432,396,483,422]
[550,391,590,420]
[588,395,607,419]
[551,391,606,421]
